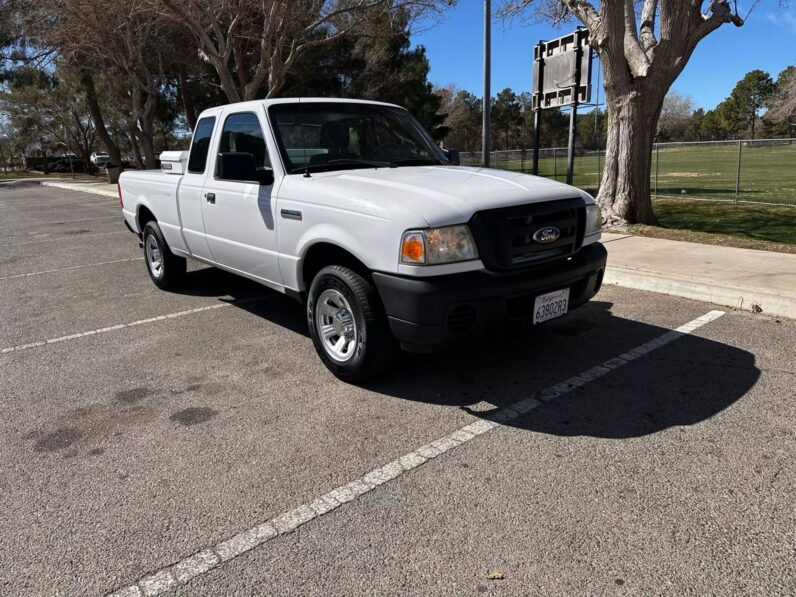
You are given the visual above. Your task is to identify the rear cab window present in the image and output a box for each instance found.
[187,116,216,174]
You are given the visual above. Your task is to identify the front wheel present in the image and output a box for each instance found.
[307,265,396,381]
[142,221,186,290]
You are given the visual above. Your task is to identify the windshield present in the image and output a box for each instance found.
[268,102,448,174]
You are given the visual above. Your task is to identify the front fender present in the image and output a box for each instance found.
[278,211,407,291]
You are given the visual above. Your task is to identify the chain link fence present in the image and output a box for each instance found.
[459,138,796,206]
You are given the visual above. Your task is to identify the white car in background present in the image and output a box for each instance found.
[119,98,605,380]
[90,152,110,167]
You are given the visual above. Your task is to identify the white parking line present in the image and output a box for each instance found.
[0,257,144,280]
[107,309,726,597]
[0,296,268,354]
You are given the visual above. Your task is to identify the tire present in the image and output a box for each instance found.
[307,265,397,381]
[142,221,186,290]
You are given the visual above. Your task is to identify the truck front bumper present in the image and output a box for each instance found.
[372,242,607,352]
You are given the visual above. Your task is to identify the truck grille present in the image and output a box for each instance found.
[469,198,586,271]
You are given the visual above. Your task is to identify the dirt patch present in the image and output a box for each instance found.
[170,407,219,427]
[628,225,796,253]
[115,387,153,404]
[33,427,83,452]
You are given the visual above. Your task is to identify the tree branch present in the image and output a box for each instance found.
[560,0,600,30]
[639,0,658,51]
[623,0,651,77]
[696,0,743,41]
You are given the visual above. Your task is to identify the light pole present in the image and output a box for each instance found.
[62,125,75,179]
[482,0,491,168]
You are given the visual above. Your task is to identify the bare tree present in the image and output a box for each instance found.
[767,67,796,125]
[148,0,454,103]
[29,0,175,168]
[437,85,483,152]
[499,0,748,225]
[0,64,98,170]
[80,70,124,167]
[656,91,694,141]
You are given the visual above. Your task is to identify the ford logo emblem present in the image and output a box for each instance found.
[533,226,561,244]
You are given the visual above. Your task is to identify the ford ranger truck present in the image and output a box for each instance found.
[119,98,606,381]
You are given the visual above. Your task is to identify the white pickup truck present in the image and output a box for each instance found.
[120,98,606,380]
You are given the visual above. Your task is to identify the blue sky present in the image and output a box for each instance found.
[413,0,796,110]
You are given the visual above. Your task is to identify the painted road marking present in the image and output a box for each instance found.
[0,296,269,354]
[0,257,144,280]
[107,310,726,596]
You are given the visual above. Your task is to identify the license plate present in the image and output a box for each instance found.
[533,288,570,324]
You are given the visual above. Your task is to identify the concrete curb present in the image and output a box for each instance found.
[40,181,118,198]
[604,265,796,320]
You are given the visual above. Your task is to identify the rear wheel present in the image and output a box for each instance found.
[307,265,396,381]
[142,221,186,290]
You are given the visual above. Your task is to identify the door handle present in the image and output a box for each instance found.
[205,192,215,204]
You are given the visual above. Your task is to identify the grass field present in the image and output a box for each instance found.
[477,142,796,206]
[631,199,796,249]
[0,171,48,180]
[0,172,101,181]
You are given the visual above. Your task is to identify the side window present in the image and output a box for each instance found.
[217,112,270,182]
[187,117,216,174]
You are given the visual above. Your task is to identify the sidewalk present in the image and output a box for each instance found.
[41,179,118,198]
[603,232,796,319]
[33,180,796,319]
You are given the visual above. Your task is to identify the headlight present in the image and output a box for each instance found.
[585,204,602,236]
[400,225,479,265]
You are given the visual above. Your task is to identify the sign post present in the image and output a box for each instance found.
[565,28,584,185]
[531,29,592,182]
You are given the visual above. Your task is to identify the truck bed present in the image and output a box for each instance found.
[119,169,184,249]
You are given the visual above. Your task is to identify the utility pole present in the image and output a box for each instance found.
[565,27,584,185]
[63,125,75,180]
[482,0,491,168]
[532,41,544,176]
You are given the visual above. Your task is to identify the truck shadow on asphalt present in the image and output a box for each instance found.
[174,266,312,333]
[175,267,760,440]
[364,301,761,440]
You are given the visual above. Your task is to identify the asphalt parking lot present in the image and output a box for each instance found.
[1,184,794,596]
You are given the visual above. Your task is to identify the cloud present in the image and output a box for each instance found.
[767,11,796,31]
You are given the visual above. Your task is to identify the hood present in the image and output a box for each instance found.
[291,166,592,227]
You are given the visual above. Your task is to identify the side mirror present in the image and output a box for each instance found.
[217,152,273,184]
[443,148,461,166]
[257,168,274,186]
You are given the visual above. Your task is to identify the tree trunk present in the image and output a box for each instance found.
[130,83,158,169]
[750,110,756,140]
[81,71,123,166]
[176,65,198,130]
[137,124,157,169]
[596,87,663,226]
[128,128,145,170]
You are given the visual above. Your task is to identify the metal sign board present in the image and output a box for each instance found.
[532,29,592,110]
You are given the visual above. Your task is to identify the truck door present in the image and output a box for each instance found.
[201,110,282,287]
[179,115,216,261]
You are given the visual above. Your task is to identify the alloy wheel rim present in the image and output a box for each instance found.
[145,235,163,278]
[316,288,358,363]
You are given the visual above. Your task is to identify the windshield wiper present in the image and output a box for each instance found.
[293,158,397,176]
[391,158,442,166]
[325,158,396,168]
